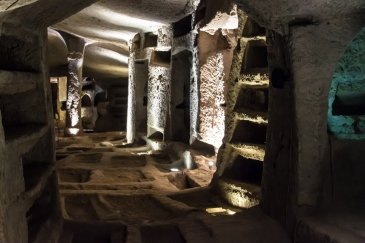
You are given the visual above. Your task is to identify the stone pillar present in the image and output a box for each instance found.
[126,35,139,143]
[147,26,173,141]
[192,6,238,151]
[64,36,85,136]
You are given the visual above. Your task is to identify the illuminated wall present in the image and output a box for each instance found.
[65,54,84,135]
[328,27,365,139]
[199,52,226,148]
[147,26,173,139]
[194,6,238,150]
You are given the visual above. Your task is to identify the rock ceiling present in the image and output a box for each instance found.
[47,0,194,80]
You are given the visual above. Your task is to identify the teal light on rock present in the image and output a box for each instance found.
[328,27,365,140]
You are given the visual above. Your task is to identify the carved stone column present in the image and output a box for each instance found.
[63,35,85,136]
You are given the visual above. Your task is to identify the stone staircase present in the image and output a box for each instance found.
[216,11,269,208]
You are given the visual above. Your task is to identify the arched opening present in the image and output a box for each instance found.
[327,27,365,204]
[148,131,164,141]
[81,94,95,130]
[94,91,107,107]
[241,39,268,74]
[81,94,92,107]
[328,27,365,139]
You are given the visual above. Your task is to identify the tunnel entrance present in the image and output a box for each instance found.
[328,27,365,139]
[327,27,365,205]
[51,17,220,241]
[0,1,296,242]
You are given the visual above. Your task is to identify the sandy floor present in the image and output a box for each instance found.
[56,132,290,243]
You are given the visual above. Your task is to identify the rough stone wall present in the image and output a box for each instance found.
[190,37,200,143]
[157,26,173,49]
[170,11,196,142]
[323,28,365,206]
[147,26,173,139]
[173,32,194,54]
[213,9,269,209]
[127,45,136,143]
[261,30,294,230]
[328,27,365,139]
[190,3,238,150]
[227,1,365,234]
[0,27,59,243]
[199,52,226,148]
[147,66,171,137]
[56,77,67,129]
[289,20,364,207]
[0,26,48,127]
[234,0,364,36]
[216,9,248,174]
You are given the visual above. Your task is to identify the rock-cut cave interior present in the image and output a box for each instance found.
[0,0,364,242]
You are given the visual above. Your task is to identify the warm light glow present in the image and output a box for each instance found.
[90,46,129,64]
[50,77,58,83]
[135,151,152,156]
[67,128,80,135]
[206,207,226,214]
[199,53,226,149]
[205,207,237,216]
[81,27,135,42]
[220,182,260,208]
[70,114,79,127]
[87,5,164,33]
[183,151,194,169]
[170,168,180,172]
[85,63,128,76]
[66,57,82,129]
[200,6,238,34]
[226,209,236,215]
[208,160,215,170]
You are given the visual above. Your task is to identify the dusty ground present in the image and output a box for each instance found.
[55,132,290,243]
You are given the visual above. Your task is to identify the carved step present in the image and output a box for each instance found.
[233,84,269,112]
[230,119,267,144]
[227,142,265,161]
[237,74,269,89]
[217,178,261,208]
[233,108,268,124]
